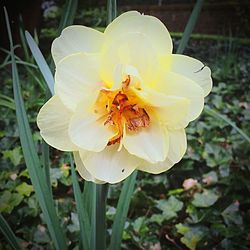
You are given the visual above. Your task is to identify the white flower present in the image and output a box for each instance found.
[37,11,212,184]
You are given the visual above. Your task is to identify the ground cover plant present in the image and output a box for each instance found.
[0,1,250,249]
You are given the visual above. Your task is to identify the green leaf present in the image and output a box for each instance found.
[25,31,54,95]
[176,224,208,250]
[202,171,218,185]
[204,106,250,144]
[132,216,148,235]
[0,213,21,250]
[192,189,219,208]
[3,147,22,166]
[34,225,51,244]
[176,223,189,235]
[157,196,183,220]
[167,188,184,196]
[4,8,67,250]
[0,191,23,213]
[50,168,63,187]
[176,0,204,54]
[67,212,80,233]
[149,214,165,225]
[42,137,51,194]
[109,171,137,250]
[222,202,243,226]
[16,182,34,197]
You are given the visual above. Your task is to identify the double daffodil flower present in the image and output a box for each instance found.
[37,11,212,184]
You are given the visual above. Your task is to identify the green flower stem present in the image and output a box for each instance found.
[95,184,109,250]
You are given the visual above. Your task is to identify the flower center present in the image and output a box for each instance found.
[95,76,150,146]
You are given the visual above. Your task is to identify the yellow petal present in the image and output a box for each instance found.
[105,11,172,55]
[112,64,143,90]
[52,25,104,65]
[160,54,212,96]
[73,152,105,184]
[79,145,141,184]
[123,117,169,163]
[55,53,102,111]
[101,32,159,87]
[138,128,187,174]
[37,95,77,151]
[69,102,114,152]
[156,71,204,122]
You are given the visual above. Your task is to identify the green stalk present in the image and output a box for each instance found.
[70,155,91,250]
[90,184,97,249]
[96,184,109,250]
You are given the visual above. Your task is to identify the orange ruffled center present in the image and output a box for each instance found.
[94,76,150,145]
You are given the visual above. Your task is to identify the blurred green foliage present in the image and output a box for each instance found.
[0,3,250,250]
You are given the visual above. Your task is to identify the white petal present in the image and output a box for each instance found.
[79,145,141,184]
[69,102,114,152]
[105,11,172,55]
[123,117,169,163]
[133,86,188,108]
[73,152,105,184]
[156,71,204,121]
[138,128,187,174]
[160,54,212,96]
[167,129,187,164]
[55,53,102,111]
[155,98,190,130]
[52,25,104,65]
[138,158,174,174]
[37,95,77,151]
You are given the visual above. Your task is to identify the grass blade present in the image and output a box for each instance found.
[58,0,78,34]
[4,7,67,250]
[19,15,30,62]
[109,171,137,250]
[0,213,21,250]
[204,106,250,143]
[0,94,15,110]
[176,0,204,54]
[41,90,52,196]
[70,155,91,250]
[107,0,117,25]
[25,31,54,95]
